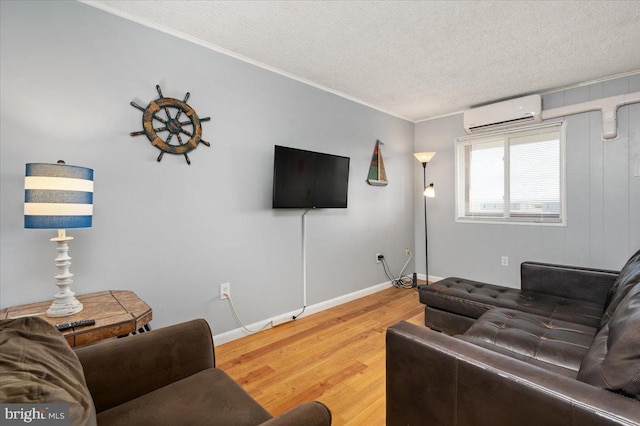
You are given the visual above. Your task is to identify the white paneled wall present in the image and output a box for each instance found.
[415,74,640,287]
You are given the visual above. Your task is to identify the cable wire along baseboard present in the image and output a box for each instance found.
[271,314,294,327]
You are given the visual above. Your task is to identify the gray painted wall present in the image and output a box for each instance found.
[415,74,640,287]
[0,1,415,334]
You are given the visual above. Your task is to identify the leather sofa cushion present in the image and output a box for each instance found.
[97,368,273,425]
[460,308,597,374]
[424,305,477,335]
[578,284,640,400]
[600,249,640,329]
[419,278,523,316]
[421,278,603,327]
[456,334,579,378]
[0,317,97,426]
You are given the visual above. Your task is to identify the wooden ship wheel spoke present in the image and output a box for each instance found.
[130,84,211,165]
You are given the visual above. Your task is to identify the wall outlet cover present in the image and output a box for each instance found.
[220,282,230,300]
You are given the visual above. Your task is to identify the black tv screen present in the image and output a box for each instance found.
[272,145,350,209]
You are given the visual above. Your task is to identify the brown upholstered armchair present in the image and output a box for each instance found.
[0,317,331,426]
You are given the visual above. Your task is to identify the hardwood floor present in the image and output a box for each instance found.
[216,285,425,425]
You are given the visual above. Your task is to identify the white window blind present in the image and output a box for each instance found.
[456,122,566,225]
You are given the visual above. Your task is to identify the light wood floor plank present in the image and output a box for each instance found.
[216,285,425,425]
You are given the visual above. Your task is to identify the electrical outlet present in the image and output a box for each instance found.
[220,282,230,299]
[376,253,383,264]
[405,248,411,257]
[501,256,509,267]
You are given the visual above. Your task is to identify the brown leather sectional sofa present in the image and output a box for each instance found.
[387,250,640,426]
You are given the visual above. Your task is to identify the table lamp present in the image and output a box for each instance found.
[24,161,94,317]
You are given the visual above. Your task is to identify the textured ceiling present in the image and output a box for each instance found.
[86,1,640,122]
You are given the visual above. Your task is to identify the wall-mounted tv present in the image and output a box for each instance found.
[272,145,350,209]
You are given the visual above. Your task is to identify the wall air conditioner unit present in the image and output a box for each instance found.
[463,94,542,134]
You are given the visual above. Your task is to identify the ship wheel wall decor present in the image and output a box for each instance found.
[130,85,211,165]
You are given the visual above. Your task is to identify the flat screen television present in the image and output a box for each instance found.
[272,145,350,209]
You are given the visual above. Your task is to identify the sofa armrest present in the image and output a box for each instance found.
[75,318,215,413]
[259,401,332,426]
[386,322,640,426]
[521,261,618,306]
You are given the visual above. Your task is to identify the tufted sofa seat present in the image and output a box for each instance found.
[458,308,597,376]
[420,262,619,335]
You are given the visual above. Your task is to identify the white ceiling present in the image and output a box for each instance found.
[86,0,640,122]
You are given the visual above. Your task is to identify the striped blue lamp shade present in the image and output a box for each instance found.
[24,163,94,229]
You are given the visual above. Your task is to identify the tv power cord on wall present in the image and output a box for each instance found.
[379,253,415,289]
[224,293,275,334]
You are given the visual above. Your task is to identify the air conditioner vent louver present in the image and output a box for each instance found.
[464,94,542,134]
[467,114,536,131]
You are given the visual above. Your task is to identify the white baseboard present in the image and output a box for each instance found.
[213,280,394,345]
[416,273,445,283]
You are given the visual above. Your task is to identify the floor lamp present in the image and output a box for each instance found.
[414,152,436,285]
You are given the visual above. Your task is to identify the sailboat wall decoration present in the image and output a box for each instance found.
[367,140,388,186]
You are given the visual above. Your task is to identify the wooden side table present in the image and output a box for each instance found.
[0,290,152,347]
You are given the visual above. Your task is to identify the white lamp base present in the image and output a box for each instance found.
[47,294,83,317]
[46,230,84,318]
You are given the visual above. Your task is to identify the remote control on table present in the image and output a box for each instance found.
[55,319,95,331]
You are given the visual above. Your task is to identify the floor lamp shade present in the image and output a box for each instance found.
[424,183,435,198]
[24,162,94,317]
[413,152,436,164]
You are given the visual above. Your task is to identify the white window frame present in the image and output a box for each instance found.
[455,121,567,226]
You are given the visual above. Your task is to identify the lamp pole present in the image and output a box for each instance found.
[422,162,429,284]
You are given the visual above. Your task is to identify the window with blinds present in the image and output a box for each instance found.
[455,121,566,225]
